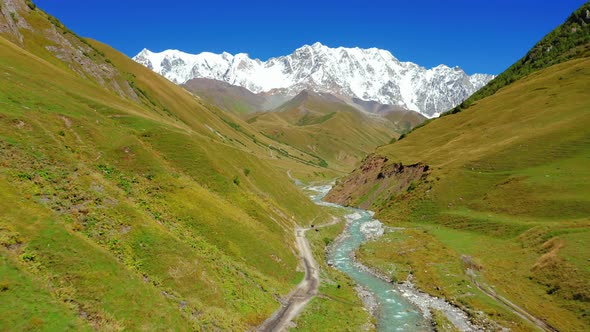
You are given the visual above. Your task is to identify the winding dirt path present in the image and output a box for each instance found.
[467,269,559,332]
[258,218,340,332]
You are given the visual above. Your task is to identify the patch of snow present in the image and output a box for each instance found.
[133,44,494,118]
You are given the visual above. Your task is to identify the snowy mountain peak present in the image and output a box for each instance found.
[133,44,494,117]
[137,48,150,55]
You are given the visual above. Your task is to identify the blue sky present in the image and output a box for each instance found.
[35,0,586,75]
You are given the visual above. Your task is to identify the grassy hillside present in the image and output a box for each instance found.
[182,78,275,115]
[347,97,426,133]
[329,56,590,330]
[0,0,345,330]
[181,80,426,173]
[246,91,403,171]
[381,109,426,134]
[327,6,590,329]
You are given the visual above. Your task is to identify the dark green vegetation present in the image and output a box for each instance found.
[328,9,590,329]
[0,0,346,329]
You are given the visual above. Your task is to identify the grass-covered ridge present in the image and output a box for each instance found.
[246,90,403,171]
[0,0,345,329]
[336,56,590,331]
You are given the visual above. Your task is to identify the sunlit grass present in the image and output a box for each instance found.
[353,58,590,331]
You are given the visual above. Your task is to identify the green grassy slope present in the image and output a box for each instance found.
[90,39,338,178]
[381,108,426,134]
[180,77,426,174]
[0,1,341,330]
[182,78,272,115]
[180,79,424,173]
[247,91,400,171]
[332,57,590,330]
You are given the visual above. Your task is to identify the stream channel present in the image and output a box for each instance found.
[306,184,433,331]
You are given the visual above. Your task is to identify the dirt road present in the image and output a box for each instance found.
[467,269,559,332]
[258,218,339,331]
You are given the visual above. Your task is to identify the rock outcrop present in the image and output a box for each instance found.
[324,154,429,209]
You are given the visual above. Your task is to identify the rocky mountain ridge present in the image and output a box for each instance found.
[133,43,494,117]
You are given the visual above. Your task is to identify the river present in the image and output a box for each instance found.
[306,184,432,331]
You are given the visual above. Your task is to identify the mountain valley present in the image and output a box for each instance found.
[326,4,590,330]
[0,0,589,331]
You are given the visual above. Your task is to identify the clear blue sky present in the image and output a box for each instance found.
[35,0,586,75]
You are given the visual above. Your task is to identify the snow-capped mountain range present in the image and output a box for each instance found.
[133,42,494,117]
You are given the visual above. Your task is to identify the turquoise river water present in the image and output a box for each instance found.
[307,185,431,331]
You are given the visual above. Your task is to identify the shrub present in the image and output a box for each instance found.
[97,164,115,177]
[26,0,36,10]
[20,252,36,262]
[16,172,32,180]
[0,226,22,248]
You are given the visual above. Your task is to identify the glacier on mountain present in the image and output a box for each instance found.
[133,42,494,117]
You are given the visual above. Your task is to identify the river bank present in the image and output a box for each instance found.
[307,184,484,331]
